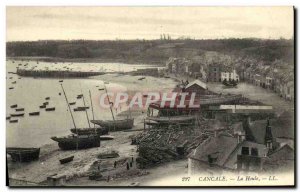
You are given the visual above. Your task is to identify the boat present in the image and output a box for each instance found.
[45,97,50,100]
[90,118,134,131]
[10,104,18,108]
[9,119,18,123]
[69,102,76,105]
[9,87,14,90]
[100,135,114,140]
[222,80,238,87]
[70,127,109,135]
[98,88,104,91]
[10,113,24,117]
[40,105,46,109]
[138,77,146,80]
[15,108,24,112]
[45,107,55,111]
[6,147,40,162]
[29,112,40,116]
[59,80,63,83]
[51,134,100,150]
[6,116,11,120]
[43,102,49,105]
[74,107,89,112]
[59,155,74,164]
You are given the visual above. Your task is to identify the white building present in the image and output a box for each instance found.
[221,69,239,82]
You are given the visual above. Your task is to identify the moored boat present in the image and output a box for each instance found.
[45,97,50,100]
[45,107,55,111]
[10,113,24,117]
[6,116,11,120]
[69,102,76,105]
[51,134,100,150]
[15,108,24,112]
[59,155,74,164]
[40,105,46,109]
[29,112,40,116]
[43,102,49,105]
[9,119,18,123]
[6,147,40,162]
[90,118,134,131]
[10,104,18,108]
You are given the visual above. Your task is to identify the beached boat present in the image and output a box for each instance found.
[98,88,104,91]
[100,135,114,140]
[74,106,89,112]
[10,104,18,108]
[59,80,63,83]
[70,127,109,135]
[40,105,46,108]
[69,102,76,105]
[6,116,11,120]
[45,107,55,111]
[15,108,24,112]
[9,87,14,90]
[10,113,24,117]
[45,97,50,100]
[43,102,49,105]
[29,112,40,116]
[90,118,134,131]
[9,119,18,123]
[59,155,74,164]
[6,147,40,162]
[51,134,100,150]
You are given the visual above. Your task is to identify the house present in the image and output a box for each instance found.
[188,134,268,175]
[207,63,222,82]
[221,69,239,82]
[184,79,208,97]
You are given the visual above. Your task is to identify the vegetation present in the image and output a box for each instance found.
[6,38,294,65]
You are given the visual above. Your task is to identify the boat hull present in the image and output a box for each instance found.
[6,147,40,162]
[70,128,109,135]
[90,119,134,132]
[59,156,74,164]
[51,135,100,150]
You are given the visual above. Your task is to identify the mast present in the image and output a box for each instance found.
[81,91,91,129]
[89,90,96,130]
[104,85,116,131]
[60,84,77,131]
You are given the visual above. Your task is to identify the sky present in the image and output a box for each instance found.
[6,6,294,41]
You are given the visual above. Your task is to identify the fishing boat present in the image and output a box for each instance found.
[90,119,134,131]
[59,155,74,164]
[70,127,109,135]
[15,108,24,112]
[43,102,49,105]
[6,147,40,162]
[51,134,100,150]
[10,104,17,108]
[29,112,40,116]
[9,119,18,123]
[45,107,55,111]
[45,97,50,100]
[10,113,24,117]
[40,105,46,109]
[69,102,76,105]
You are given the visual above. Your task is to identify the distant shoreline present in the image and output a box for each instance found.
[7,56,164,66]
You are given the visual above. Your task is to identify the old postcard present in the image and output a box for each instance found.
[6,6,295,187]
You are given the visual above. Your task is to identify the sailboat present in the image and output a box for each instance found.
[51,84,100,150]
[90,85,134,131]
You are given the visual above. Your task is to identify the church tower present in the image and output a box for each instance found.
[264,119,273,150]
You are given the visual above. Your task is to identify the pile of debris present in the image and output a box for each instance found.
[132,123,209,168]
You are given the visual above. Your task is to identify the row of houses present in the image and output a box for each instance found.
[239,63,294,101]
[166,57,239,83]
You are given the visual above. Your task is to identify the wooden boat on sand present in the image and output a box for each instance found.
[10,104,18,108]
[6,147,40,162]
[29,112,40,116]
[51,134,100,150]
[16,108,24,112]
[9,119,18,123]
[10,113,24,117]
[45,107,55,111]
[90,118,134,131]
[59,155,74,164]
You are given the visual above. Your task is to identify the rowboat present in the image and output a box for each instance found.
[40,105,46,108]
[9,87,14,90]
[69,102,76,105]
[6,147,40,162]
[51,134,100,150]
[45,97,50,100]
[43,102,49,105]
[90,118,134,132]
[9,119,18,123]
[15,108,24,112]
[70,127,109,135]
[45,107,55,111]
[10,104,18,108]
[6,116,11,120]
[59,156,74,164]
[10,113,24,117]
[29,112,40,116]
[74,107,89,112]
